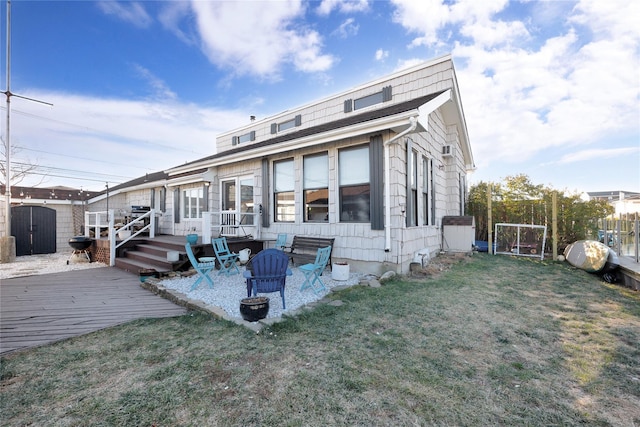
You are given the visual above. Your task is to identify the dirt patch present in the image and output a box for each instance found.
[410,252,470,278]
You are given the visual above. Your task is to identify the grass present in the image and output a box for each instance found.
[1,253,639,426]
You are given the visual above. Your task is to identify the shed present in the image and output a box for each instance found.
[442,216,475,253]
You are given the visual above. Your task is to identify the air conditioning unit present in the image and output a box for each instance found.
[442,145,454,157]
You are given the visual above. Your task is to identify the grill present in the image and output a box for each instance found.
[67,236,93,264]
[130,205,151,233]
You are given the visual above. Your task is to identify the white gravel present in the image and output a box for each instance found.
[158,265,363,319]
[0,252,108,280]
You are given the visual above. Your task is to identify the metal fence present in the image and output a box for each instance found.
[590,216,639,263]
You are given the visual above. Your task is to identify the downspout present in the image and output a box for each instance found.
[383,116,418,251]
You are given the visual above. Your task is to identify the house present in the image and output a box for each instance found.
[1,54,475,274]
[583,191,640,216]
[161,54,474,274]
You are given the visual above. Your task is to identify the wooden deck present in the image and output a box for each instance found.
[0,267,188,355]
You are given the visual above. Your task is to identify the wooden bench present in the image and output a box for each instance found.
[288,236,335,269]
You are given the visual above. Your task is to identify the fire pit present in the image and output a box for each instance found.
[67,236,93,264]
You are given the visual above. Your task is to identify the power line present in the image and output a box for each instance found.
[10,160,133,180]
[20,147,158,171]
[0,105,210,156]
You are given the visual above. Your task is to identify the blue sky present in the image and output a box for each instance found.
[1,0,638,194]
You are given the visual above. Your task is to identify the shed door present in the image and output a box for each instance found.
[11,206,57,256]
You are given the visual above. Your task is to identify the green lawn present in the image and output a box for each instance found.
[2,253,639,426]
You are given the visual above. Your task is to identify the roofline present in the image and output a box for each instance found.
[218,54,454,138]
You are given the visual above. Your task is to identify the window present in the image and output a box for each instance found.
[232,131,256,145]
[274,159,295,222]
[304,153,328,222]
[422,157,430,225]
[353,85,392,111]
[408,150,418,226]
[271,115,302,134]
[339,145,370,222]
[183,187,204,219]
[459,174,466,215]
[428,158,436,224]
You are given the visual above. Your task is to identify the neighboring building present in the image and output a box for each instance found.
[584,191,640,215]
[0,185,92,255]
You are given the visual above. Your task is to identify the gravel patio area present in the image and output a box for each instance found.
[155,264,364,320]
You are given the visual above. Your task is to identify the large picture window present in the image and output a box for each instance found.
[339,145,370,222]
[274,159,295,222]
[304,153,329,222]
[183,187,204,219]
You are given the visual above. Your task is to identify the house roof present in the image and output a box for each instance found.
[1,185,89,201]
[167,90,447,174]
[587,191,640,201]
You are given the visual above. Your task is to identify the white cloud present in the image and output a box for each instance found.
[389,0,639,184]
[333,18,359,38]
[316,0,370,16]
[190,1,335,78]
[555,147,639,165]
[375,49,389,61]
[132,65,177,101]
[158,1,197,45]
[96,1,152,28]
[9,90,249,190]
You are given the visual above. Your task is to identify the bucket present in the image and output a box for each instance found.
[167,251,179,262]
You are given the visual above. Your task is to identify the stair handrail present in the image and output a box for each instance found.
[109,209,156,266]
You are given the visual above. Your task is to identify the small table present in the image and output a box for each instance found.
[199,257,216,263]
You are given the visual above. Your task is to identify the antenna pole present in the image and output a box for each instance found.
[2,1,52,255]
[4,0,12,240]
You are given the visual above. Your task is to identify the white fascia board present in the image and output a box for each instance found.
[166,169,215,186]
[417,89,452,127]
[170,111,419,172]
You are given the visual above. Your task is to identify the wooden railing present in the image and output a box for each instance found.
[201,211,260,244]
[84,209,156,266]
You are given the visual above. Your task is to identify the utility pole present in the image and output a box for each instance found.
[1,0,52,262]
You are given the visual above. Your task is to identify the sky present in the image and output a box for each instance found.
[1,0,638,195]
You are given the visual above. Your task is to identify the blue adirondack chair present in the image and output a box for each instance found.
[299,245,332,294]
[212,237,240,276]
[184,243,216,291]
[275,233,287,250]
[243,248,292,309]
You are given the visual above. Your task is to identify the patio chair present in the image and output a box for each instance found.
[212,237,240,276]
[243,248,292,309]
[275,233,287,250]
[299,245,332,295]
[185,243,216,291]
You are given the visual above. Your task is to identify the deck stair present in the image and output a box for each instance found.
[114,237,193,275]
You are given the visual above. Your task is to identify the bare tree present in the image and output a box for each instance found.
[0,137,46,187]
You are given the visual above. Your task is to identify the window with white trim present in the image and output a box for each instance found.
[408,149,418,226]
[274,159,295,222]
[339,145,370,222]
[183,187,204,219]
[303,152,329,222]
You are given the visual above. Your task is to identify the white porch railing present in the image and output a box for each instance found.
[84,209,156,266]
[202,211,260,244]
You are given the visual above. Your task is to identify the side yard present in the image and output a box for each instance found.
[1,253,639,426]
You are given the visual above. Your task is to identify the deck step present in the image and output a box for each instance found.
[114,257,172,275]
